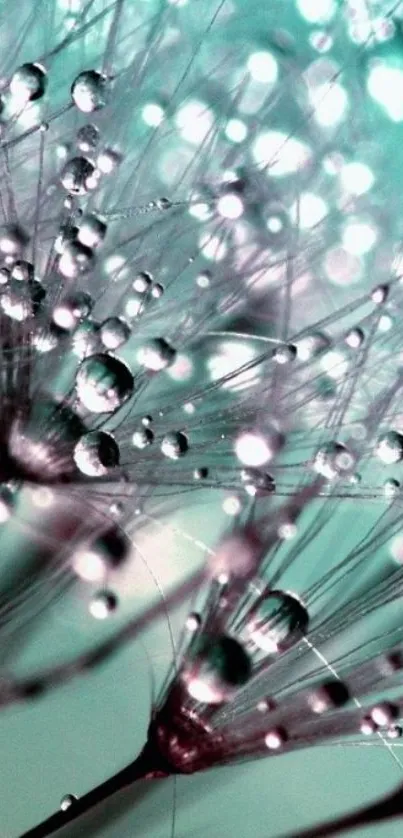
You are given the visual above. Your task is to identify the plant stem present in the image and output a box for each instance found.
[20,738,173,838]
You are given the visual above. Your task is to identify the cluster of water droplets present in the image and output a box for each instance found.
[6,0,403,836]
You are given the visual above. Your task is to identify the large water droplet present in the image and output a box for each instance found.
[71,70,107,113]
[10,63,47,103]
[161,431,188,459]
[60,157,98,196]
[75,353,134,413]
[184,634,251,704]
[74,431,119,477]
[72,527,130,581]
[376,431,403,464]
[247,590,309,654]
[137,338,176,371]
[100,317,130,350]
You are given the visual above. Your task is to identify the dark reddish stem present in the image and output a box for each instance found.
[281,781,403,838]
[20,737,173,838]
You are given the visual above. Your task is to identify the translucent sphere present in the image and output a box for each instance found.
[89,591,118,619]
[75,353,134,413]
[54,223,79,255]
[76,123,100,152]
[100,317,131,350]
[193,467,209,480]
[376,431,403,464]
[151,282,164,299]
[72,527,130,581]
[0,224,29,257]
[137,338,176,371]
[1,282,32,321]
[345,327,364,349]
[57,242,94,278]
[10,63,47,103]
[133,271,153,293]
[71,319,100,359]
[60,794,77,811]
[74,431,120,477]
[184,634,251,704]
[77,214,107,249]
[313,441,355,479]
[384,478,400,498]
[308,680,350,714]
[235,431,276,467]
[132,428,154,449]
[53,291,93,332]
[370,702,398,727]
[11,260,33,282]
[272,344,297,364]
[97,148,121,174]
[60,157,98,195]
[264,728,287,750]
[247,590,309,654]
[161,431,188,459]
[71,70,107,113]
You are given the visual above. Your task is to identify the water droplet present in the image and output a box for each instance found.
[264,727,287,750]
[376,431,403,464]
[384,478,400,498]
[194,467,209,480]
[76,123,100,152]
[75,353,134,413]
[272,344,297,364]
[74,431,119,477]
[371,284,389,304]
[10,63,47,103]
[0,224,29,257]
[97,148,121,174]
[89,590,118,619]
[345,327,364,349]
[308,680,350,714]
[186,612,202,631]
[247,590,309,654]
[370,702,398,727]
[184,634,251,704]
[77,213,107,249]
[71,70,107,113]
[235,431,279,467]
[132,271,153,293]
[11,260,33,282]
[60,794,77,812]
[137,338,176,371]
[156,197,172,210]
[161,431,188,459]
[131,427,154,449]
[72,527,130,581]
[100,317,130,350]
[60,157,98,195]
[53,291,93,331]
[313,441,355,479]
[151,282,164,299]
